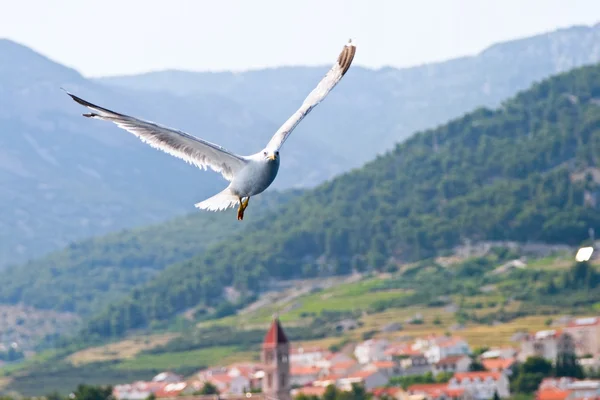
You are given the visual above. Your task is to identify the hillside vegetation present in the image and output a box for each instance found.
[5,252,598,396]
[82,61,600,339]
[2,24,600,268]
[0,191,298,317]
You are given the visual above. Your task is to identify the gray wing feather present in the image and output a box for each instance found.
[266,39,356,151]
[63,90,247,181]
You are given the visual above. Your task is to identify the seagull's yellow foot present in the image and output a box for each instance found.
[237,197,250,221]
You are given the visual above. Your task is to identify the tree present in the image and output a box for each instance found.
[493,390,501,400]
[469,356,486,371]
[71,384,113,400]
[511,356,554,394]
[323,384,338,400]
[197,382,219,395]
[555,352,584,379]
[349,383,368,400]
[46,392,65,400]
[522,356,553,375]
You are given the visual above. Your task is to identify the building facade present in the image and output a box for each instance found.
[564,317,600,357]
[519,330,576,363]
[261,317,291,400]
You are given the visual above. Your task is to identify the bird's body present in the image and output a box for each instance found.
[64,40,356,220]
[230,154,280,198]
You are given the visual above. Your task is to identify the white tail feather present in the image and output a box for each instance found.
[195,189,239,211]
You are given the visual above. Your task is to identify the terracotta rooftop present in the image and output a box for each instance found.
[536,389,572,400]
[290,366,322,376]
[263,317,289,348]
[453,371,502,382]
[331,360,358,370]
[345,370,379,379]
[436,355,469,365]
[482,358,516,371]
[408,383,465,398]
[369,361,397,369]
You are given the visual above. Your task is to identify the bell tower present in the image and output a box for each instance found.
[261,316,290,400]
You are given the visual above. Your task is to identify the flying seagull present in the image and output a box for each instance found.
[64,39,356,220]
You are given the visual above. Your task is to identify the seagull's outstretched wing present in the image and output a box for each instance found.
[265,39,356,151]
[63,91,247,181]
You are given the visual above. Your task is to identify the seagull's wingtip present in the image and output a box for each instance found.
[60,87,74,97]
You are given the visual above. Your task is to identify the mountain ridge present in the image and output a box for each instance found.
[79,59,600,339]
[2,22,600,293]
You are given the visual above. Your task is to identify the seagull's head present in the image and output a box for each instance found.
[262,149,279,162]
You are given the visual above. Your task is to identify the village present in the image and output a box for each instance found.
[112,315,600,400]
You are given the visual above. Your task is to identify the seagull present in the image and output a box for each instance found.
[64,39,356,220]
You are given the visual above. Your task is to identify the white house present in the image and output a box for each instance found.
[337,370,389,391]
[448,372,510,399]
[432,355,471,375]
[480,348,517,360]
[518,330,575,363]
[354,339,389,364]
[203,373,250,395]
[152,371,183,383]
[291,346,329,366]
[113,381,166,400]
[424,337,470,363]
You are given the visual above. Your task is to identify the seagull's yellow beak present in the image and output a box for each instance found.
[267,154,277,161]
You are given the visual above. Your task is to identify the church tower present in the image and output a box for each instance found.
[261,316,290,400]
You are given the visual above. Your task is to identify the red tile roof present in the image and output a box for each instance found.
[536,389,572,400]
[453,372,502,382]
[331,360,358,371]
[408,383,465,398]
[482,358,516,371]
[436,355,469,366]
[263,318,288,348]
[446,388,467,397]
[370,361,397,369]
[409,383,449,392]
[290,366,322,376]
[408,383,449,398]
[346,370,379,379]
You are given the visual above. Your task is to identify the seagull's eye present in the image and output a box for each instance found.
[275,151,279,156]
[263,151,267,156]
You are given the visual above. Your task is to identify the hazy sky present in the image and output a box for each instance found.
[1,0,599,77]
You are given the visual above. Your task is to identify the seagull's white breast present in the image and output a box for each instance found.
[229,158,280,197]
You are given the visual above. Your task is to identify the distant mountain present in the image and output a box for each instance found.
[98,24,600,165]
[84,59,600,338]
[0,40,329,268]
[3,23,600,268]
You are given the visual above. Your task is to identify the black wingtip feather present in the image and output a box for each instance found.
[337,41,356,76]
[62,89,125,118]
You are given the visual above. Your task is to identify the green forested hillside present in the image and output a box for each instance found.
[82,62,600,339]
[0,191,298,316]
